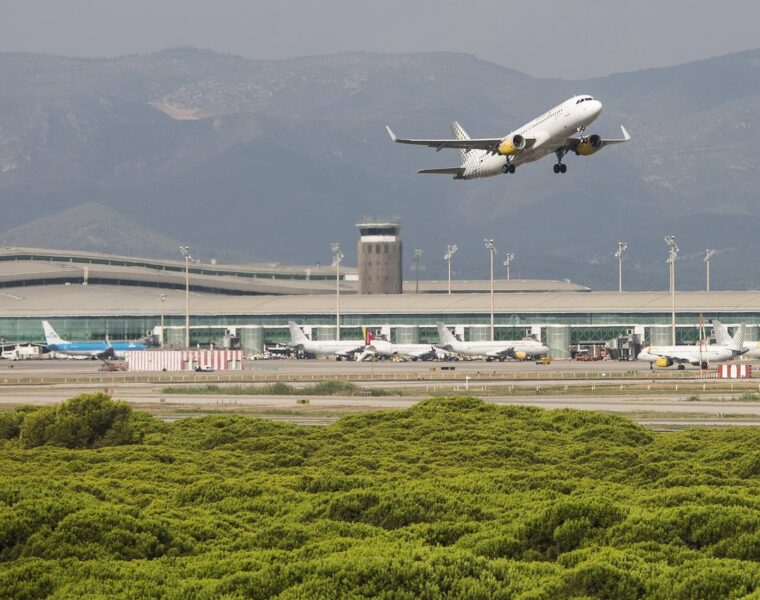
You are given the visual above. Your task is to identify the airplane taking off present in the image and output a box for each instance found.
[386,95,629,179]
[287,321,365,361]
[436,322,548,361]
[42,321,147,359]
[637,320,746,369]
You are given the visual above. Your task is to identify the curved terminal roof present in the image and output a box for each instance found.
[2,284,760,319]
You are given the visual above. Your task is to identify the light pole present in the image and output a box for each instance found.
[615,242,627,292]
[444,244,457,294]
[503,253,515,281]
[331,242,343,340]
[159,294,167,347]
[704,249,716,292]
[179,245,192,349]
[413,249,423,293]
[665,236,679,345]
[484,239,496,341]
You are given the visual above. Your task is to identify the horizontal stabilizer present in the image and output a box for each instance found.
[417,167,465,178]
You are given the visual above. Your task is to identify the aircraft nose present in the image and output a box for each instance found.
[591,100,603,116]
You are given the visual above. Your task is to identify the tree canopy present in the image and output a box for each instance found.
[2,396,760,598]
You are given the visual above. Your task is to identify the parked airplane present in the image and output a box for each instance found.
[363,331,437,361]
[637,321,746,369]
[713,320,760,359]
[42,321,147,359]
[436,322,548,361]
[287,321,365,361]
[386,95,629,179]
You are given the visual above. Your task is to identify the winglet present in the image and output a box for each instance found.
[620,125,630,141]
[385,126,398,143]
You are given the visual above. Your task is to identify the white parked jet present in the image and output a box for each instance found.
[363,331,437,361]
[386,95,629,179]
[637,321,746,369]
[436,322,548,361]
[287,321,365,361]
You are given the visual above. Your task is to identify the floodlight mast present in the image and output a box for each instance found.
[704,249,716,291]
[503,253,515,281]
[444,245,457,294]
[159,294,167,347]
[331,243,343,340]
[614,242,628,292]
[413,249,423,294]
[665,236,679,345]
[484,239,496,341]
[179,245,192,349]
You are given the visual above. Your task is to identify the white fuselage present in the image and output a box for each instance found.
[638,344,737,365]
[741,342,760,359]
[369,340,435,360]
[462,96,603,179]
[440,339,549,359]
[294,339,365,358]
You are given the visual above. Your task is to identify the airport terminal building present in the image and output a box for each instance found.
[2,247,760,358]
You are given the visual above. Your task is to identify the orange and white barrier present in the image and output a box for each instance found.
[716,364,752,379]
[126,350,243,371]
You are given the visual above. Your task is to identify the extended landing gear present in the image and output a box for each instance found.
[502,162,516,174]
[553,148,568,174]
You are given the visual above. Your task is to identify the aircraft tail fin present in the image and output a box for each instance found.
[733,323,746,352]
[436,322,458,346]
[713,320,746,352]
[287,321,309,345]
[42,321,66,346]
[711,320,732,347]
[450,121,471,165]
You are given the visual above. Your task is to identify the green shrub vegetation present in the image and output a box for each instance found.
[3,395,760,598]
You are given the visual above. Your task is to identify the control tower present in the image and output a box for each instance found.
[356,221,402,294]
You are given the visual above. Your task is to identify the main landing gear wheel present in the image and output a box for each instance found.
[553,163,567,174]
[502,163,516,174]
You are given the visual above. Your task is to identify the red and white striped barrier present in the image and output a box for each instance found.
[716,364,752,379]
[126,350,243,372]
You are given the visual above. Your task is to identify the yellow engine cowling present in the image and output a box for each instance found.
[513,350,527,361]
[574,134,603,156]
[498,134,527,156]
[655,357,673,368]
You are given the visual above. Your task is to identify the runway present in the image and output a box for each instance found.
[2,357,759,429]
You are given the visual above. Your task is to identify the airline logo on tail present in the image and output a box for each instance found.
[436,322,458,348]
[450,121,471,166]
[287,321,310,346]
[42,321,66,346]
[712,320,746,353]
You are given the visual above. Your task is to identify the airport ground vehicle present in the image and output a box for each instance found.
[535,356,552,365]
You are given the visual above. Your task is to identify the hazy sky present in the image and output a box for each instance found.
[3,0,758,79]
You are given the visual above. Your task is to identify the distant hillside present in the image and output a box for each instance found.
[0,203,181,259]
[1,47,759,289]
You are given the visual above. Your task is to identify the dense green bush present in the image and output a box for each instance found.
[2,396,760,598]
[8,392,151,449]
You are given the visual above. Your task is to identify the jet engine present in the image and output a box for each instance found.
[498,134,527,156]
[574,134,603,156]
[513,350,528,361]
[655,357,673,368]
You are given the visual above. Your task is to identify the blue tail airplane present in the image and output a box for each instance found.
[42,321,148,359]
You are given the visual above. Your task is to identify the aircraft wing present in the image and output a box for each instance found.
[336,344,365,358]
[386,126,502,152]
[417,167,466,177]
[565,126,631,151]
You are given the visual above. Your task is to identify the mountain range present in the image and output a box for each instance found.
[1,47,759,290]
